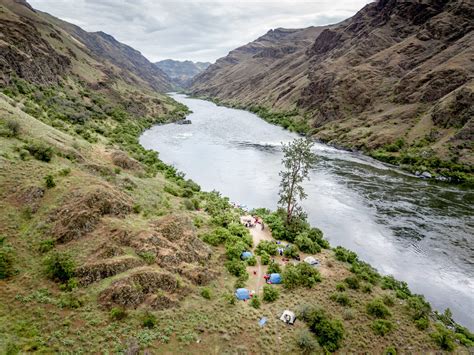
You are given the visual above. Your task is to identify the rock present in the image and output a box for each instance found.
[176,119,192,125]
[420,171,432,179]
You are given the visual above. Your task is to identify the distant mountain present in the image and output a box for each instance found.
[155,59,211,87]
[191,0,473,178]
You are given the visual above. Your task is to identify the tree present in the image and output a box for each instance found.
[278,138,317,224]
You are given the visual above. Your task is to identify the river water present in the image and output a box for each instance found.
[140,94,474,328]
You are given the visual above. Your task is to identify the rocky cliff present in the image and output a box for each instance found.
[155,59,210,88]
[191,0,473,177]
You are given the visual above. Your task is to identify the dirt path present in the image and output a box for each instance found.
[240,215,273,294]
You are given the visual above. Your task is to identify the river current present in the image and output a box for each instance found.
[140,94,474,328]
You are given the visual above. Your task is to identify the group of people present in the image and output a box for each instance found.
[243,215,265,230]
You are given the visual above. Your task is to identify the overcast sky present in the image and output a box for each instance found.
[29,0,373,63]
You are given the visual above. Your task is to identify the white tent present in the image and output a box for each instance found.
[304,256,320,266]
[280,310,296,325]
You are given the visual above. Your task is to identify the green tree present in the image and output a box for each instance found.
[278,138,317,224]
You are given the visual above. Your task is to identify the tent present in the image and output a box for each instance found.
[280,310,296,325]
[235,288,250,300]
[241,251,253,260]
[304,256,320,266]
[267,273,282,284]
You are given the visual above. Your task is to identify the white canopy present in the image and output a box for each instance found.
[280,310,296,325]
[304,256,319,266]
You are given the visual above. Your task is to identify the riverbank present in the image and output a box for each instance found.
[187,93,473,186]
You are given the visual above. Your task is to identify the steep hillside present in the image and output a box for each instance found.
[155,59,210,88]
[191,26,330,107]
[0,0,173,92]
[190,0,473,182]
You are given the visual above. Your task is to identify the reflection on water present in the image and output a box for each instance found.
[140,94,474,329]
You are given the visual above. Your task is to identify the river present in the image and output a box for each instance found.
[140,93,474,329]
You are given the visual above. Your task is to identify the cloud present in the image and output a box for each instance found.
[29,0,373,62]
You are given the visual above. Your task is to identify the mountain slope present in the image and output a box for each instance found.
[155,59,210,87]
[190,26,331,107]
[190,0,473,180]
[0,0,173,92]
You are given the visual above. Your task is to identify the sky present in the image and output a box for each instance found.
[29,0,373,63]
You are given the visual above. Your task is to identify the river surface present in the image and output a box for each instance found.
[140,94,474,328]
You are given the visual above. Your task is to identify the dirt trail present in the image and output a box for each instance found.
[240,215,273,294]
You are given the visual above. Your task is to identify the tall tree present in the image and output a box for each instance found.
[278,138,317,224]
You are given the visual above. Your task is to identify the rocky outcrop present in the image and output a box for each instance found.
[155,59,210,87]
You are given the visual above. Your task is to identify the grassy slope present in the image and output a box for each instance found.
[0,89,471,353]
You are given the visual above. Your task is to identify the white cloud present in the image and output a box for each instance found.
[29,0,373,62]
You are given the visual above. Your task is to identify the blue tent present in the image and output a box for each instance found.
[235,288,250,300]
[241,251,253,260]
[268,273,282,284]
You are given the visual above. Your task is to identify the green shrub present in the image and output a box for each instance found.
[132,204,142,214]
[225,239,247,260]
[43,251,75,282]
[224,292,236,305]
[330,292,351,306]
[262,285,279,302]
[384,346,397,355]
[191,198,200,210]
[335,283,346,291]
[296,329,319,353]
[362,284,373,293]
[382,294,395,306]
[430,323,456,351]
[58,167,71,176]
[344,276,360,289]
[25,141,54,162]
[255,240,277,256]
[246,256,257,266]
[5,120,20,137]
[138,251,155,265]
[295,233,321,254]
[110,307,127,320]
[193,216,204,228]
[343,308,355,320]
[44,174,56,189]
[201,227,232,246]
[350,261,380,285]
[300,306,344,352]
[0,236,15,279]
[142,312,157,329]
[267,261,281,274]
[407,295,431,321]
[307,227,329,249]
[201,287,212,300]
[283,245,299,259]
[282,262,321,289]
[333,246,358,263]
[381,275,411,299]
[366,298,391,319]
[225,260,248,278]
[164,184,181,196]
[415,317,429,330]
[183,199,195,210]
[59,277,78,291]
[372,319,394,336]
[234,275,248,289]
[38,239,55,253]
[250,295,261,309]
[260,252,270,265]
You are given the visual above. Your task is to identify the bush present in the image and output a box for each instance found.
[201,227,232,246]
[255,240,277,256]
[300,306,344,352]
[362,284,373,293]
[5,120,20,137]
[44,174,56,189]
[38,239,55,253]
[344,276,360,290]
[267,261,281,274]
[366,298,391,319]
[250,295,261,309]
[0,236,15,279]
[201,287,212,300]
[138,251,155,264]
[225,260,248,278]
[246,256,257,266]
[382,294,395,307]
[343,308,355,320]
[350,261,380,285]
[430,323,456,351]
[183,199,195,210]
[234,275,248,289]
[262,285,279,302]
[372,319,394,336]
[142,312,157,329]
[110,307,127,320]
[59,277,78,291]
[283,245,299,259]
[415,317,429,330]
[384,346,397,355]
[307,227,329,249]
[295,233,321,254]
[381,275,411,299]
[58,167,71,176]
[43,251,75,282]
[335,283,346,291]
[25,141,54,162]
[330,292,351,306]
[224,292,236,305]
[58,292,83,309]
[282,262,321,289]
[333,246,358,263]
[225,239,247,260]
[407,295,431,321]
[296,329,319,353]
[260,252,270,265]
